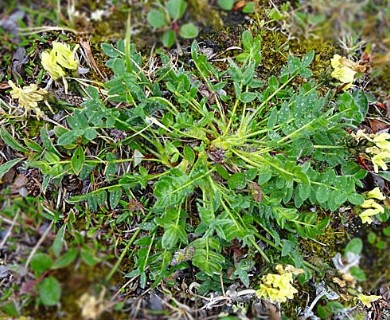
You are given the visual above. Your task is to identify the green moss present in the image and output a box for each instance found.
[300,226,347,266]
[187,0,223,29]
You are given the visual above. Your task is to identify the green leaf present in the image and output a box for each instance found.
[345,238,363,255]
[71,146,85,175]
[315,185,329,204]
[348,194,364,205]
[0,128,28,152]
[0,158,23,179]
[162,30,176,48]
[241,30,253,51]
[40,126,60,156]
[192,249,224,275]
[166,0,187,20]
[353,90,368,120]
[239,92,257,103]
[109,187,122,209]
[80,248,100,266]
[301,50,315,67]
[39,277,61,306]
[349,266,366,281]
[0,301,20,317]
[162,225,187,249]
[147,9,167,29]
[52,225,66,257]
[217,0,234,11]
[57,129,83,146]
[243,2,256,13]
[179,23,199,39]
[52,248,78,269]
[281,240,295,257]
[101,43,121,58]
[31,253,53,275]
[228,172,247,189]
[183,145,195,164]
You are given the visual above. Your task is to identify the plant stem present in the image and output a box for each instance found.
[106,210,153,282]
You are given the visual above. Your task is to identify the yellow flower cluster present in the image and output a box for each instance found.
[357,293,382,308]
[359,187,386,224]
[8,80,48,118]
[331,54,357,90]
[41,42,79,80]
[256,264,304,303]
[352,129,390,173]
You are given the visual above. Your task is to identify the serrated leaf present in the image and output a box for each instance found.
[39,277,61,306]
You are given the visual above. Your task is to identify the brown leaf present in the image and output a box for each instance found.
[0,83,10,90]
[367,118,389,133]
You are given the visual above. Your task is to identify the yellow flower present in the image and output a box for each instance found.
[373,133,390,152]
[357,293,381,308]
[331,66,356,84]
[373,132,390,143]
[52,42,79,70]
[331,54,343,68]
[41,42,79,80]
[8,80,47,118]
[351,129,371,142]
[331,54,357,89]
[256,264,303,303]
[371,151,390,173]
[359,199,384,224]
[366,187,386,201]
[357,131,390,173]
[41,50,66,80]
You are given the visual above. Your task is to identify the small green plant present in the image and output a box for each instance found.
[147,0,199,47]
[31,30,370,290]
[2,28,374,299]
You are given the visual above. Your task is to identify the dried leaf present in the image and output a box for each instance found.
[367,118,388,133]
